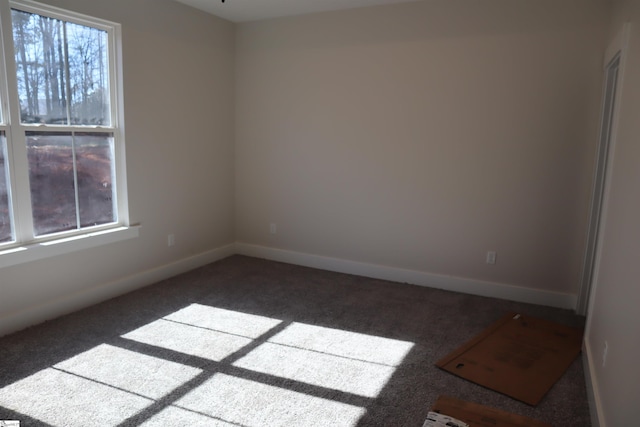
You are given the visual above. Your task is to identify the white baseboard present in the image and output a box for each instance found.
[235,243,577,309]
[1,241,578,337]
[583,338,605,427]
[0,243,235,337]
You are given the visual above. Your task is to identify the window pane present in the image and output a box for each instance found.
[27,132,77,235]
[0,132,13,243]
[76,133,115,227]
[27,131,116,236]
[11,9,111,126]
[67,23,110,125]
[12,10,68,124]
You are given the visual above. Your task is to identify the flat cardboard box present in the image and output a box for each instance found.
[430,395,551,427]
[436,312,583,405]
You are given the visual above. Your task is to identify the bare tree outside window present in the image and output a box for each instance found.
[12,10,110,125]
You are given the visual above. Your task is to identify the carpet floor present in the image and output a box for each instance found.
[0,255,590,426]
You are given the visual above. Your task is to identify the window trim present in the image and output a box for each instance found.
[0,225,140,268]
[0,0,134,264]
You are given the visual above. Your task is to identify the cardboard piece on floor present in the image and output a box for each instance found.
[431,395,551,427]
[435,312,583,406]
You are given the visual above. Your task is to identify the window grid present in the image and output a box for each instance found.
[0,0,128,250]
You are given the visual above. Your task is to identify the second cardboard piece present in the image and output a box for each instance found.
[430,395,551,427]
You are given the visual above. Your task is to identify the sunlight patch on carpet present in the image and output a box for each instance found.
[174,373,366,427]
[122,318,254,361]
[269,322,414,366]
[139,406,241,427]
[234,342,396,397]
[122,304,283,361]
[165,304,282,338]
[0,305,413,426]
[0,368,152,427]
[54,344,202,399]
[233,322,414,398]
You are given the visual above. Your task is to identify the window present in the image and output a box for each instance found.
[0,1,134,265]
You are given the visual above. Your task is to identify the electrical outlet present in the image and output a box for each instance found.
[602,341,609,367]
[270,223,277,234]
[168,234,175,247]
[486,251,497,265]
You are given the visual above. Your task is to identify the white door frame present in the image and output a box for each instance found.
[577,23,630,316]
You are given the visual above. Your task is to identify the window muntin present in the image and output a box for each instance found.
[0,0,127,251]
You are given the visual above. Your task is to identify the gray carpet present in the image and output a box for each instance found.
[0,255,590,426]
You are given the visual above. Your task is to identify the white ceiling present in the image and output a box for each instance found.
[174,0,420,23]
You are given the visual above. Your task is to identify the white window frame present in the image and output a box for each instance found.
[0,0,137,268]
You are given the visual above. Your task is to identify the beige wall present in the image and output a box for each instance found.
[0,0,235,331]
[235,0,608,295]
[586,1,640,425]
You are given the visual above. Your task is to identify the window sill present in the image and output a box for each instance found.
[0,225,140,269]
